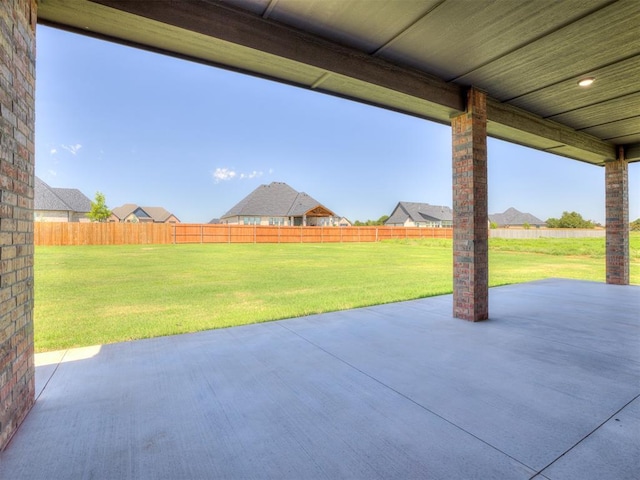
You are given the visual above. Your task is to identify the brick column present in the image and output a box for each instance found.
[0,0,37,450]
[451,88,488,321]
[605,147,629,285]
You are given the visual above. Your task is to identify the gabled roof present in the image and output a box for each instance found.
[110,203,138,220]
[111,204,178,222]
[142,206,176,223]
[34,176,91,213]
[221,182,335,218]
[385,202,452,225]
[489,208,545,226]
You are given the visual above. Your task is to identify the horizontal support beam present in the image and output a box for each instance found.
[487,99,616,164]
[90,0,464,111]
[624,143,640,163]
[40,1,624,166]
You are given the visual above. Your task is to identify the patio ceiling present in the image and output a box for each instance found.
[37,0,640,165]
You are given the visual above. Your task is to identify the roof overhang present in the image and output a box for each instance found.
[419,213,445,223]
[37,0,639,165]
[303,206,335,218]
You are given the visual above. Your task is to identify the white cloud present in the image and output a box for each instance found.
[240,170,263,180]
[61,144,82,155]
[48,169,57,177]
[213,167,269,183]
[50,148,57,155]
[213,167,237,183]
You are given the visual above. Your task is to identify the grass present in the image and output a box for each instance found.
[34,234,640,352]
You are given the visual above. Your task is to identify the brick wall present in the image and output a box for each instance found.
[605,149,629,285]
[0,0,36,450]
[451,88,488,321]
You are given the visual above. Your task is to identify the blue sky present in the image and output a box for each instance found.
[36,26,639,224]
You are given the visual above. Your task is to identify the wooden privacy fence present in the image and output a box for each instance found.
[35,222,173,246]
[35,223,453,246]
[174,224,452,243]
[489,228,606,238]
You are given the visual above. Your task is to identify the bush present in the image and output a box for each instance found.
[546,211,595,228]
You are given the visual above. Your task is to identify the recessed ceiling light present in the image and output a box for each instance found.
[578,77,595,87]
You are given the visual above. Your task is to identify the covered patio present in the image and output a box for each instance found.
[1,279,638,479]
[1,0,638,467]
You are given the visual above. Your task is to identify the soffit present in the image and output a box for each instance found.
[37,0,640,164]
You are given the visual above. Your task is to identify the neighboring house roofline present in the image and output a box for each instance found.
[110,203,138,220]
[385,201,452,225]
[110,204,180,223]
[489,207,545,226]
[34,176,91,214]
[221,182,336,220]
[142,206,178,223]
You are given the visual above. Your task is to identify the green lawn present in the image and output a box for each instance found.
[35,235,640,352]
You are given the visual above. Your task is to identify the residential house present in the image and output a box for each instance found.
[220,182,338,226]
[385,202,453,227]
[489,207,545,228]
[109,204,180,223]
[34,176,92,222]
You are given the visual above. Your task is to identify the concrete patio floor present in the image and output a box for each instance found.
[1,278,638,479]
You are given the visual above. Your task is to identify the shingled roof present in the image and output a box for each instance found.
[385,202,452,225]
[111,204,178,223]
[34,176,91,213]
[489,208,545,227]
[221,182,335,218]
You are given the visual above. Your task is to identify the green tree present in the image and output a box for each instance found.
[87,191,112,222]
[546,211,595,229]
[354,215,389,226]
[630,218,640,231]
